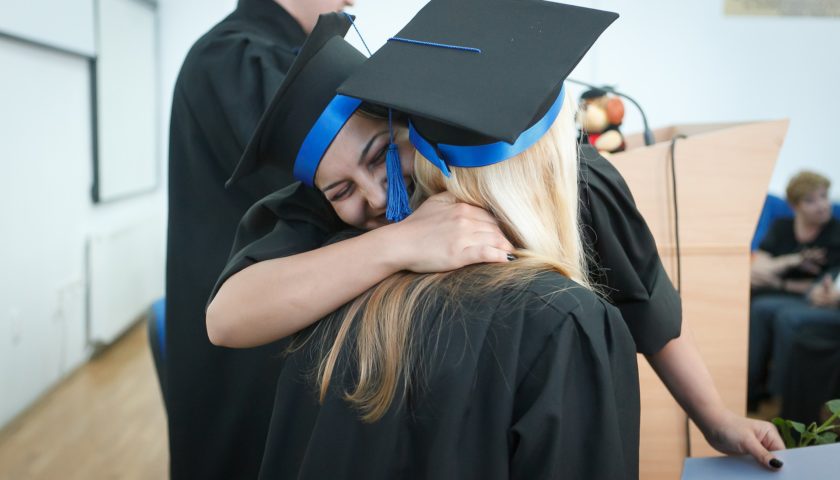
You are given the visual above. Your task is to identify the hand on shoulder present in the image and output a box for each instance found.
[382,192,515,273]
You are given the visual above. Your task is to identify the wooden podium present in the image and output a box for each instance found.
[608,120,789,480]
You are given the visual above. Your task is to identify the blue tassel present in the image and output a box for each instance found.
[385,143,412,222]
[384,109,412,222]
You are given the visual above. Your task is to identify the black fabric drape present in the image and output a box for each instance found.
[258,271,640,480]
[165,1,309,478]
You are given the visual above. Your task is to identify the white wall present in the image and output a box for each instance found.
[0,0,253,433]
[565,0,840,200]
[0,0,96,56]
[157,0,237,186]
[0,38,91,428]
[0,1,166,430]
[95,0,159,201]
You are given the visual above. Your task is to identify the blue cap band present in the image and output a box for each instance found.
[294,94,363,186]
[409,85,565,176]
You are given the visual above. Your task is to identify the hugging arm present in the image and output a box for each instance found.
[207,190,514,348]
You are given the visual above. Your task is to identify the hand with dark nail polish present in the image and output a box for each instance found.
[698,410,786,470]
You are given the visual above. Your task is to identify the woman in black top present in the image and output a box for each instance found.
[749,170,840,407]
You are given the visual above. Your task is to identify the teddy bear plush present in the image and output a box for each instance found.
[578,88,626,155]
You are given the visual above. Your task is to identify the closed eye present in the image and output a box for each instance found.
[369,145,388,168]
[329,182,354,202]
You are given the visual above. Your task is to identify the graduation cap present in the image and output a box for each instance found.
[338,0,618,178]
[226,12,366,189]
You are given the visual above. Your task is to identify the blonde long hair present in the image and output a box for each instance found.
[312,95,590,422]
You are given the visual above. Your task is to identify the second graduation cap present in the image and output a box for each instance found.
[227,12,366,188]
[338,0,618,174]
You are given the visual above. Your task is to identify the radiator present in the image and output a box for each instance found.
[86,216,164,346]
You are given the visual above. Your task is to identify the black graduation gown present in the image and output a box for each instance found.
[206,145,679,478]
[165,1,307,478]
[577,145,682,354]
[258,270,640,480]
[212,145,682,356]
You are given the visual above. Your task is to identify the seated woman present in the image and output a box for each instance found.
[208,4,784,474]
[749,170,840,407]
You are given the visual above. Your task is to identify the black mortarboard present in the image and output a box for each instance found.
[338,0,618,174]
[227,12,366,188]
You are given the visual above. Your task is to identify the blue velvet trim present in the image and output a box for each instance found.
[293,95,362,186]
[409,85,565,174]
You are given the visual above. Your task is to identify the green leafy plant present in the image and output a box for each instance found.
[772,399,840,448]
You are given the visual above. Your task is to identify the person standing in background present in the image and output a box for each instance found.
[165,1,354,478]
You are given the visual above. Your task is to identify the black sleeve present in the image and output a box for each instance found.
[509,293,639,480]
[181,31,297,175]
[579,146,682,355]
[825,219,840,272]
[207,183,344,304]
[757,219,790,256]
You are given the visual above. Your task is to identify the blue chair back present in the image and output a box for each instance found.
[751,195,793,251]
[148,297,166,404]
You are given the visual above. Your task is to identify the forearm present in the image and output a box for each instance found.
[207,226,402,348]
[753,251,796,276]
[647,320,787,466]
[645,328,729,433]
[783,279,813,295]
[207,193,513,348]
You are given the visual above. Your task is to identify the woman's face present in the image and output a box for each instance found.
[793,186,832,226]
[314,113,415,230]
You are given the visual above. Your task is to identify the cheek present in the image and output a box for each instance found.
[331,199,366,229]
[371,158,387,179]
